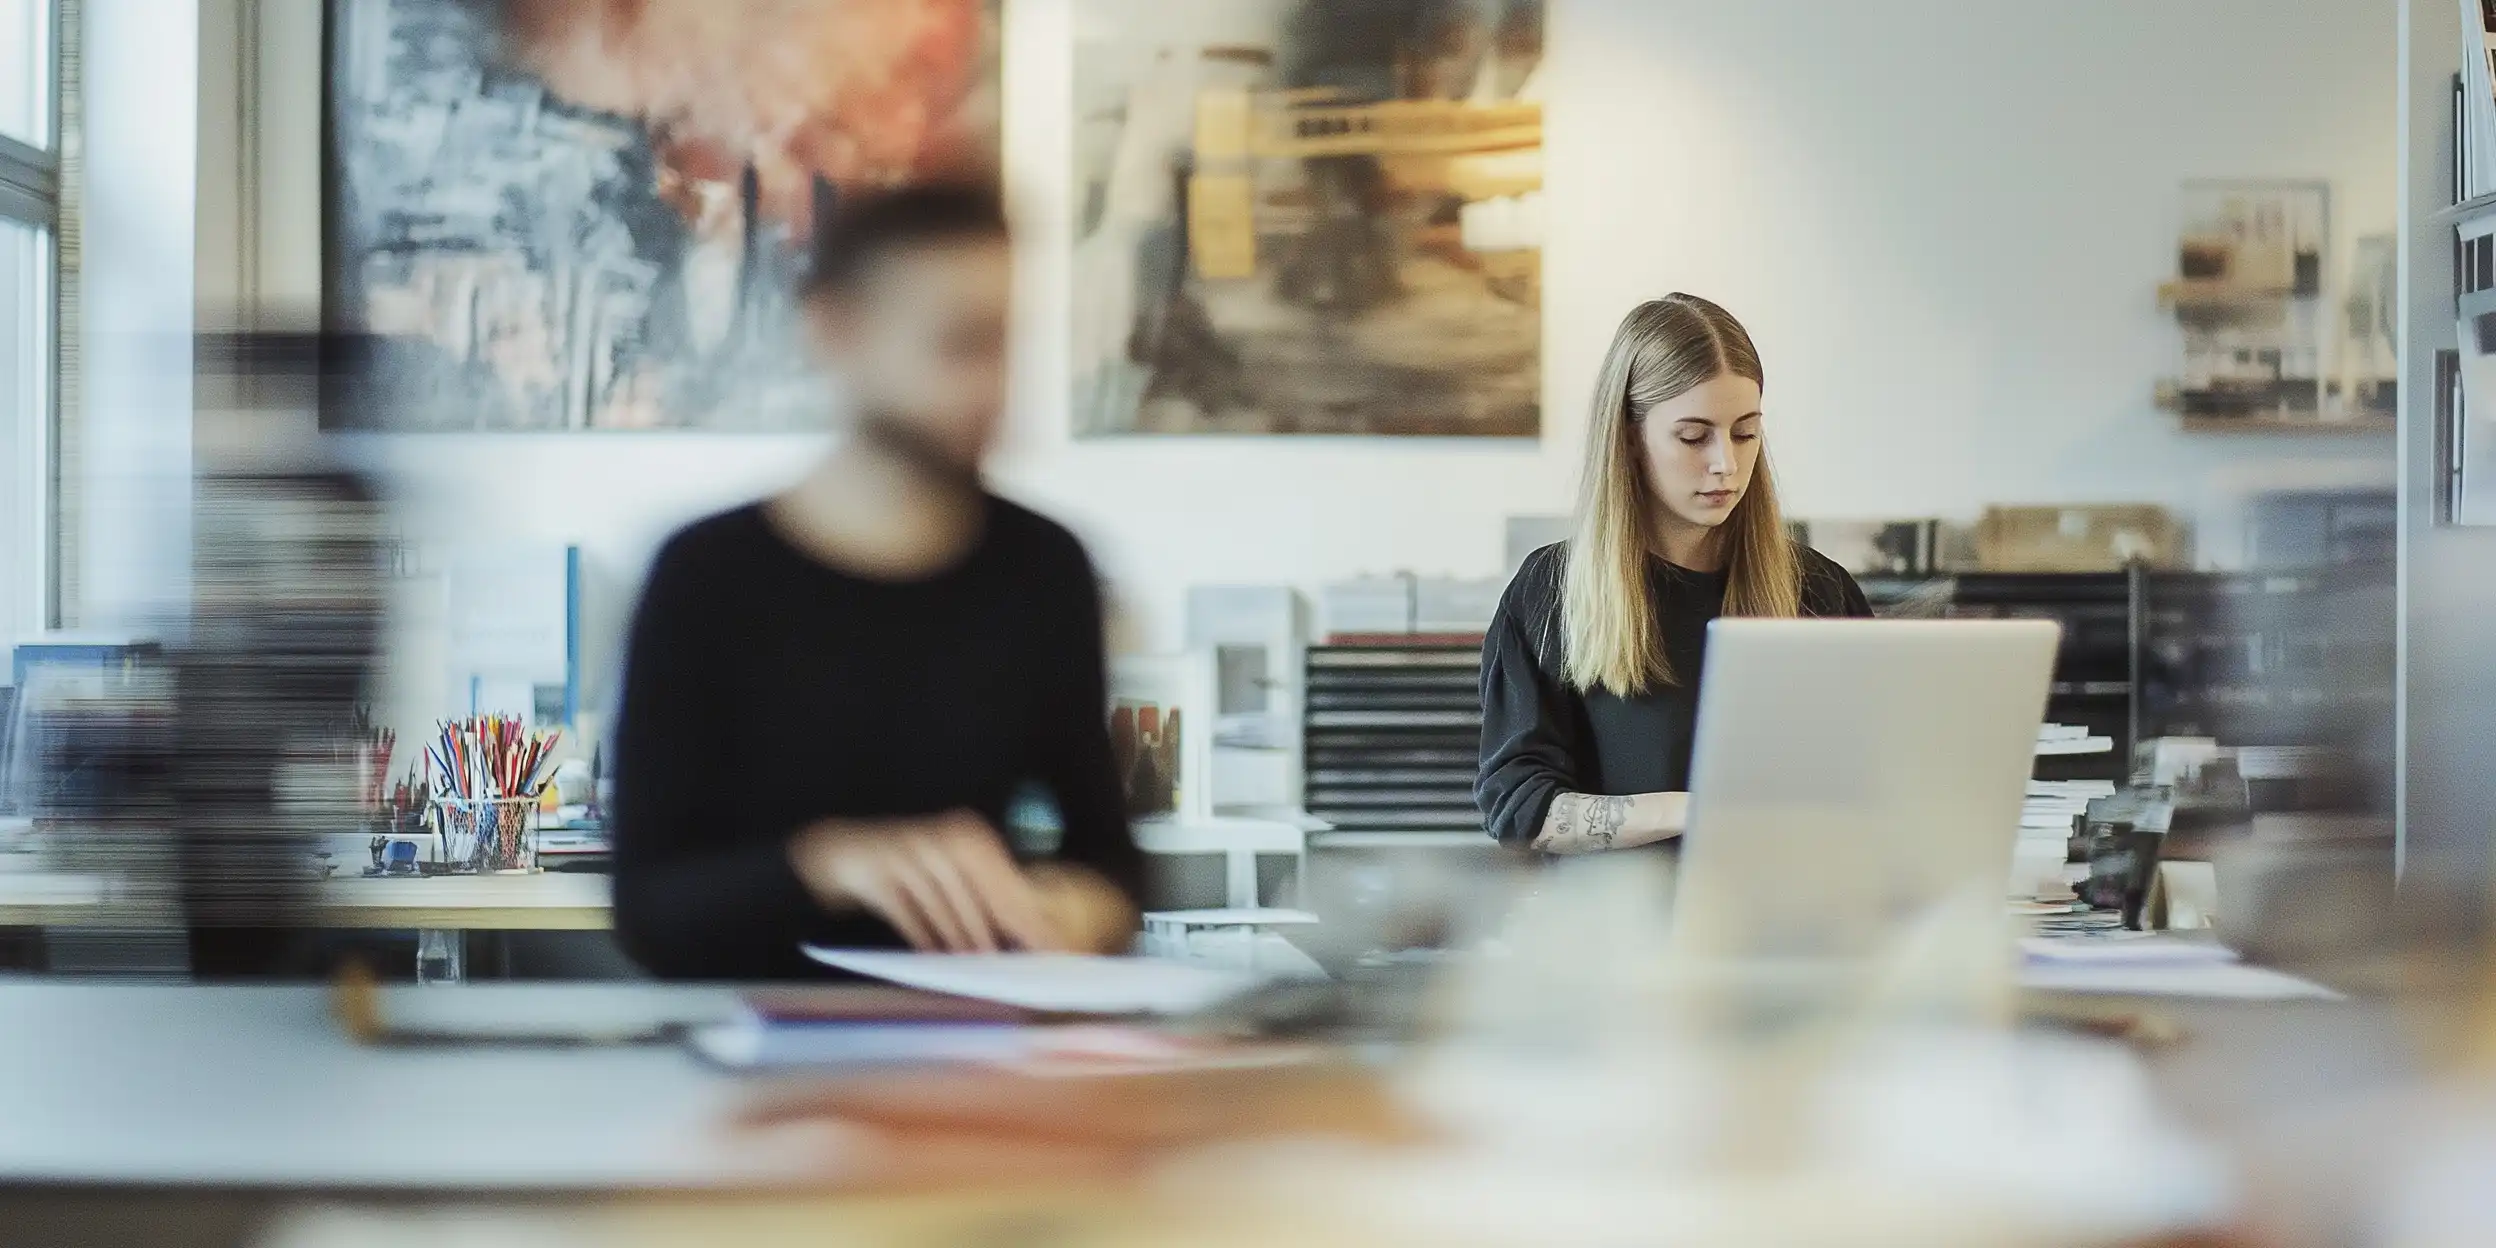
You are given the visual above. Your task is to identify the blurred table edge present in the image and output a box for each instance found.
[0,871,613,931]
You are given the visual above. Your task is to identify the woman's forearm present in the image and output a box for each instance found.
[1531,791,1687,855]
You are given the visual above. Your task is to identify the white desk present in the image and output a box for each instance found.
[1132,816,1308,910]
[309,874,611,931]
[0,871,613,931]
[0,981,2402,1213]
[0,980,823,1190]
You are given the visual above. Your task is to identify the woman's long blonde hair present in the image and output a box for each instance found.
[1561,294,1802,695]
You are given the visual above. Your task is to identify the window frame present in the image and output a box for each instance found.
[0,0,56,218]
[0,0,60,655]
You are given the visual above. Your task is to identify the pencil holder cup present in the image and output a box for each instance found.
[431,796,539,874]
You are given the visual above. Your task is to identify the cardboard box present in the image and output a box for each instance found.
[1976,505,2186,572]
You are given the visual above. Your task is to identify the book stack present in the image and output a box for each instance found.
[2014,775,2116,897]
[2018,724,2117,877]
[2023,778,2116,835]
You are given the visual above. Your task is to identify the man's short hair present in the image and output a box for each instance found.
[803,182,1010,299]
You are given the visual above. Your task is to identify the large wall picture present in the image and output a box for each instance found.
[1071,0,1544,438]
[323,0,1000,432]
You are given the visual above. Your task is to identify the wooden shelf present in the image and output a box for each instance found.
[2178,416,2395,435]
[2152,383,2387,432]
[2158,279,2304,311]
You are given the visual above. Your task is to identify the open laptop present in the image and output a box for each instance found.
[1670,618,2061,967]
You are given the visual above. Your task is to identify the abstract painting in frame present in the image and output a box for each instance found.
[1071,0,1544,438]
[323,0,1001,431]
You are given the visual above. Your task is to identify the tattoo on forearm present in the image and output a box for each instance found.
[1533,793,1631,855]
[1588,795,1626,848]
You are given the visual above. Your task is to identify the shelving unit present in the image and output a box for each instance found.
[1301,645,1485,839]
[2151,383,2391,432]
[1861,567,2393,804]
[1294,566,2389,840]
[1860,572,2138,784]
[2155,180,2342,429]
[2176,415,2397,435]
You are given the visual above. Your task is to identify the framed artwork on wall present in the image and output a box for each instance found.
[1070,0,1545,438]
[320,0,1000,432]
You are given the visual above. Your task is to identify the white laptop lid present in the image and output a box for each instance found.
[1671,618,2061,965]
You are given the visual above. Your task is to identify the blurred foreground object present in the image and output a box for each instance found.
[14,645,177,972]
[176,333,388,975]
[732,1062,1427,1189]
[677,858,2235,1246]
[1028,862,1141,955]
[11,333,385,976]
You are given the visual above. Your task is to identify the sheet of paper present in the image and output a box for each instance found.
[2020,935,2238,965]
[2019,960,2340,1001]
[802,948,1264,1016]
[685,1021,1035,1071]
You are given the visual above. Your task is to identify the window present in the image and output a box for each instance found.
[0,0,56,661]
[0,0,47,149]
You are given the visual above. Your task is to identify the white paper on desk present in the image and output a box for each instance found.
[2020,935,2238,965]
[686,1020,1037,1071]
[802,948,1264,1016]
[2020,961,2341,1000]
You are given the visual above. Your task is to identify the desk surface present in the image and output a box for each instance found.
[0,872,613,931]
[0,977,2416,1196]
[0,980,804,1190]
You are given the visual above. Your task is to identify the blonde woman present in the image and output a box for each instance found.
[1477,294,1870,854]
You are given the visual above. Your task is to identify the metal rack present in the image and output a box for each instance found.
[1861,567,2393,797]
[1301,645,1485,838]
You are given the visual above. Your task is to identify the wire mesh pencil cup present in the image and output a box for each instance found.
[431,796,538,874]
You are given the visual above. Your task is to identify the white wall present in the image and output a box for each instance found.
[79,0,201,631]
[998,0,2400,651]
[226,0,2399,714]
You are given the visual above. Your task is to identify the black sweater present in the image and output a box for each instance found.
[610,500,1143,980]
[1475,542,1872,849]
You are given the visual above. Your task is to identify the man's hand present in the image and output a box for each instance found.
[788,812,1066,953]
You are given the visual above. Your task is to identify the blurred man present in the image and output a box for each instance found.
[612,185,1141,979]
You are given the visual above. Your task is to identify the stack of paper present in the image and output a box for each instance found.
[2035,723,2115,757]
[2022,779,2116,833]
